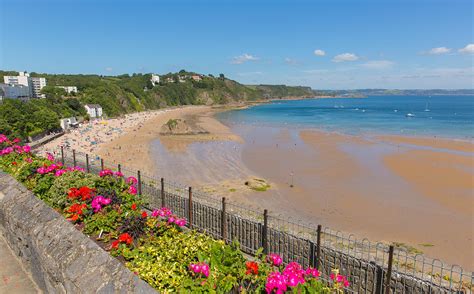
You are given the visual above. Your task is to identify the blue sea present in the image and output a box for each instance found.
[217,96,474,139]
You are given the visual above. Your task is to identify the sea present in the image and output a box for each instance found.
[217,95,474,139]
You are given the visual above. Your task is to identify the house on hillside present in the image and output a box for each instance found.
[57,86,78,94]
[84,104,103,119]
[191,75,202,81]
[150,74,160,86]
[59,117,80,130]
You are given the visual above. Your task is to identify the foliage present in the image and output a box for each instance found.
[46,170,97,208]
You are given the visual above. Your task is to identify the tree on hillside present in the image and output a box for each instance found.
[41,85,66,104]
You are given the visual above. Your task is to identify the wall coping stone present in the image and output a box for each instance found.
[0,171,157,293]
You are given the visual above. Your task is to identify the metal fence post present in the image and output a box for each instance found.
[118,164,121,173]
[188,187,193,229]
[85,154,90,173]
[221,197,227,242]
[262,209,268,254]
[309,241,316,268]
[60,146,64,165]
[72,149,76,166]
[100,158,104,171]
[385,245,395,294]
[160,178,165,207]
[316,225,322,269]
[137,170,142,195]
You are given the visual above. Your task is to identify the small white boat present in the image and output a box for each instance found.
[406,113,415,117]
[394,109,398,112]
[424,103,430,112]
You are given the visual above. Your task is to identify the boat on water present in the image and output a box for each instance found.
[406,113,415,117]
[424,102,430,112]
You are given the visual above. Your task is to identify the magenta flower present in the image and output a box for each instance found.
[265,271,287,293]
[22,145,31,153]
[304,267,320,278]
[0,147,13,156]
[46,152,55,161]
[55,169,67,177]
[114,171,124,177]
[99,169,114,177]
[91,196,112,213]
[126,176,138,185]
[267,253,283,267]
[0,134,7,143]
[189,262,210,278]
[174,218,187,227]
[129,185,137,195]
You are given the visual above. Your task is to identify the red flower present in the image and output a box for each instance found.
[67,214,79,222]
[245,261,259,275]
[67,186,94,201]
[141,211,148,218]
[11,161,17,166]
[131,203,137,210]
[118,233,133,245]
[79,186,94,201]
[111,240,120,249]
[67,203,87,214]
[68,188,80,199]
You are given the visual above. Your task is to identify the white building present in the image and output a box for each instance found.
[0,83,31,101]
[57,86,78,94]
[30,77,47,98]
[150,74,160,86]
[84,104,103,119]
[59,117,79,130]
[3,71,47,98]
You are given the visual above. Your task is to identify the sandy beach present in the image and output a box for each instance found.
[38,106,474,269]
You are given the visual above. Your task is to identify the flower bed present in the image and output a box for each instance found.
[0,134,349,293]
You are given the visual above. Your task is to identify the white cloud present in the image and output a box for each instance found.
[313,49,325,56]
[231,53,259,64]
[459,44,474,54]
[332,53,359,63]
[361,60,395,69]
[105,67,113,72]
[428,47,451,55]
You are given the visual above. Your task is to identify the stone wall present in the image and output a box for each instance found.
[0,171,156,293]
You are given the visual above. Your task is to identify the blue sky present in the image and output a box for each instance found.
[1,0,473,89]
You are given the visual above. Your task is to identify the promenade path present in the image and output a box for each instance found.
[0,235,39,293]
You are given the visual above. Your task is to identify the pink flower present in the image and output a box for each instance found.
[0,147,13,156]
[267,253,283,267]
[189,262,210,278]
[91,196,112,213]
[114,171,124,177]
[99,169,114,177]
[22,145,31,153]
[304,267,320,278]
[174,218,187,227]
[128,185,137,195]
[55,169,67,177]
[46,152,55,161]
[0,134,7,144]
[25,157,32,163]
[265,272,287,293]
[126,176,138,185]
